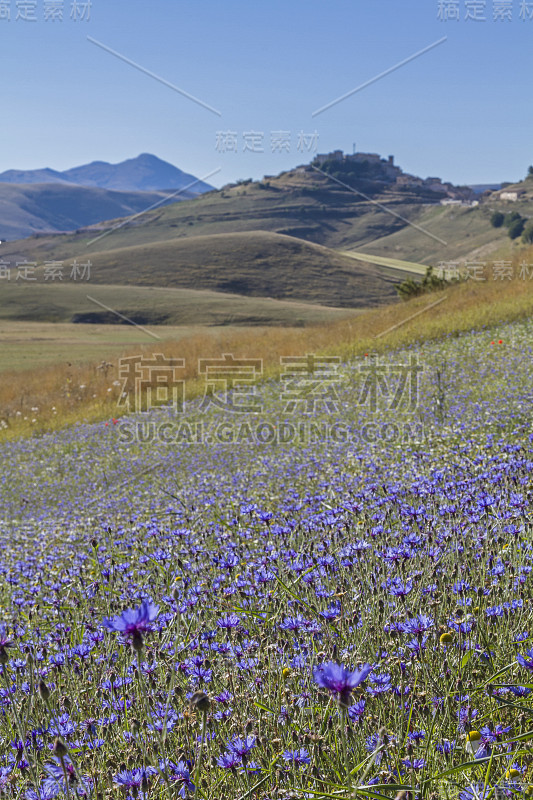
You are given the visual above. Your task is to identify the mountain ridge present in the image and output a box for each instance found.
[0,153,214,194]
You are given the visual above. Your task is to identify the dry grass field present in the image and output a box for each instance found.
[2,245,533,440]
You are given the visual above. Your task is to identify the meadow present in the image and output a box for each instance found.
[2,245,533,441]
[1,298,533,800]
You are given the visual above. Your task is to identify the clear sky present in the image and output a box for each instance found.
[2,0,532,188]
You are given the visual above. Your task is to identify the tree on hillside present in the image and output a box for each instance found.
[505,211,522,226]
[490,211,504,228]
[522,219,533,244]
[528,165,533,177]
[396,266,451,300]
[508,217,526,240]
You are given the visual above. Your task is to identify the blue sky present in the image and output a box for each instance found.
[2,0,532,188]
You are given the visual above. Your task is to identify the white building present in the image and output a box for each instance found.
[500,191,523,202]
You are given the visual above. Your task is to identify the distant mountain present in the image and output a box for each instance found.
[0,182,201,241]
[0,154,214,194]
[0,167,72,185]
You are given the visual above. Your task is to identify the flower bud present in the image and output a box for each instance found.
[53,738,68,758]
[189,691,211,713]
[39,680,50,701]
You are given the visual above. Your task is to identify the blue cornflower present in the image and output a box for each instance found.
[387,578,413,598]
[480,724,511,744]
[214,690,233,704]
[517,648,533,670]
[405,636,428,655]
[458,784,493,800]
[314,661,372,707]
[43,757,92,797]
[159,760,195,797]
[367,673,392,696]
[347,699,366,722]
[103,602,159,649]
[113,767,157,789]
[402,758,426,770]
[282,748,311,767]
[365,734,385,765]
[25,786,60,800]
[228,735,256,760]
[320,602,341,621]
[279,615,310,631]
[217,752,241,770]
[216,614,240,629]
[407,730,426,742]
[474,744,492,761]
[435,739,456,754]
[48,714,76,738]
[509,685,531,697]
[399,615,434,637]
[0,768,11,792]
[0,626,13,662]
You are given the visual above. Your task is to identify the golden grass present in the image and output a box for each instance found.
[2,246,533,441]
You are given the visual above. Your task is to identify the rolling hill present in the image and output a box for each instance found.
[0,231,398,310]
[2,164,532,322]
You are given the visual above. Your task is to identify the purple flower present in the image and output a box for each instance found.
[0,769,12,792]
[43,758,92,797]
[217,614,240,629]
[25,786,60,800]
[402,757,426,770]
[347,699,366,722]
[159,760,195,797]
[48,714,76,738]
[399,615,434,637]
[217,752,241,770]
[517,648,533,670]
[0,626,13,662]
[282,748,311,767]
[435,739,456,754]
[103,602,159,648]
[459,784,493,800]
[313,661,372,707]
[113,767,157,789]
[228,735,256,759]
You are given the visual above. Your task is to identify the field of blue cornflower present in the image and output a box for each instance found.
[2,318,533,800]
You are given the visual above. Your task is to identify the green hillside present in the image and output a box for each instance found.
[0,282,355,328]
[2,168,532,320]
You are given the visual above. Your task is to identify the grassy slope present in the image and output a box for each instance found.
[0,282,355,327]
[0,231,400,311]
[340,250,428,277]
[3,169,525,272]
[2,244,533,440]
[64,231,399,308]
